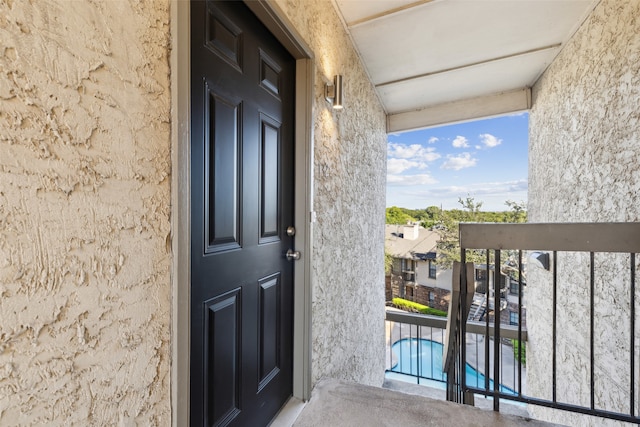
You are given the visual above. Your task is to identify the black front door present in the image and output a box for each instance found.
[190,1,295,425]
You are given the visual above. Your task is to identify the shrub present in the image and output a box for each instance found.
[392,297,447,317]
[511,339,526,366]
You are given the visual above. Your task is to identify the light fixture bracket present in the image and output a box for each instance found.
[529,251,550,271]
[325,75,343,110]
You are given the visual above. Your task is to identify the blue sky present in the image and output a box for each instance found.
[386,113,528,211]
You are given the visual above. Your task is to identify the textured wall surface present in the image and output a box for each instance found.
[528,1,640,425]
[0,0,386,423]
[0,1,171,425]
[276,0,388,387]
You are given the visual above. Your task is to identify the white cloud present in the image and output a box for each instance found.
[507,111,528,118]
[393,179,527,211]
[387,173,438,186]
[479,133,502,148]
[452,135,469,148]
[441,152,477,170]
[428,137,439,144]
[387,158,427,174]
[387,142,441,162]
[426,179,527,196]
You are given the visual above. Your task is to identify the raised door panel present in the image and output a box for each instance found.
[259,114,281,244]
[258,274,281,391]
[204,289,242,426]
[205,87,242,253]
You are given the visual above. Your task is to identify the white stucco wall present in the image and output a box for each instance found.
[528,1,640,425]
[0,0,386,424]
[274,0,387,388]
[0,0,171,425]
[436,268,453,291]
[415,261,430,287]
[0,1,387,424]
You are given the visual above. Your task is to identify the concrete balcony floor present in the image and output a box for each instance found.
[286,379,562,427]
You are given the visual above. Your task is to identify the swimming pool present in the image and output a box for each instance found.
[388,337,516,395]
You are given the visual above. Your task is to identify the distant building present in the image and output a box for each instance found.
[385,224,449,311]
[472,263,527,328]
[385,223,526,326]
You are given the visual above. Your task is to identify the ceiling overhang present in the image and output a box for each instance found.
[332,0,600,132]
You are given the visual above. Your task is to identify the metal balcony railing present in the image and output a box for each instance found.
[444,223,640,424]
[385,309,526,394]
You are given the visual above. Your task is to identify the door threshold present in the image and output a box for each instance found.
[269,396,307,427]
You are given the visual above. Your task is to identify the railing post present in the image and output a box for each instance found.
[460,250,467,404]
[630,253,636,418]
[462,261,475,405]
[444,262,461,402]
[493,250,501,412]
[517,250,523,396]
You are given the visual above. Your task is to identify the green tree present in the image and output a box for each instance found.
[385,206,415,224]
[384,250,394,275]
[435,197,487,268]
[420,205,442,228]
[458,196,483,221]
[389,199,527,268]
[433,213,461,269]
[425,205,441,219]
[505,200,527,223]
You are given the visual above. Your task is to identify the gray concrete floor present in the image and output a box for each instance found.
[293,379,564,427]
[382,378,531,418]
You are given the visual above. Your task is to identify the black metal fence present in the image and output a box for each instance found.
[385,309,526,395]
[446,223,640,424]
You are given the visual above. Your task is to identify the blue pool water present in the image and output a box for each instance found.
[388,338,516,395]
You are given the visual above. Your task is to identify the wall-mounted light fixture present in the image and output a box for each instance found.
[528,251,550,271]
[325,75,343,110]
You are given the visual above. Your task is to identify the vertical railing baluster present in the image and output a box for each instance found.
[476,332,480,388]
[459,333,463,403]
[553,251,557,403]
[392,321,396,372]
[631,252,636,417]
[417,325,421,384]
[518,250,523,396]
[393,321,396,371]
[390,321,394,372]
[500,340,504,392]
[461,247,467,403]
[441,327,445,385]
[590,251,595,410]
[411,325,415,379]
[513,341,516,393]
[485,250,490,393]
[430,326,434,379]
[494,249,501,412]
[399,323,403,374]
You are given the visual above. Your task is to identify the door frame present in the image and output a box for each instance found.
[170,1,314,425]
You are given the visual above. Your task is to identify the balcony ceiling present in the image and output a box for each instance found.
[332,0,600,132]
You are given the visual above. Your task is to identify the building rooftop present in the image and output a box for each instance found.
[385,224,439,261]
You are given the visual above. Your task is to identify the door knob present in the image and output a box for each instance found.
[286,249,301,261]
